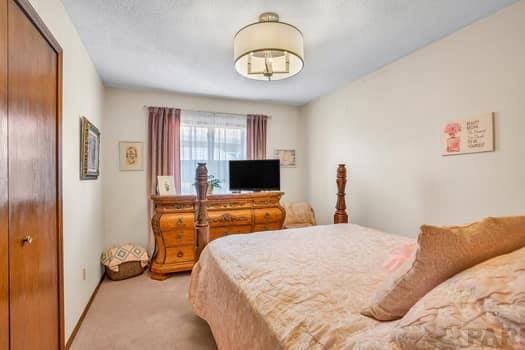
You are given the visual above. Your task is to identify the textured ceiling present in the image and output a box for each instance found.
[63,0,517,105]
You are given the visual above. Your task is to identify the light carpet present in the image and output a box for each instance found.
[71,272,217,350]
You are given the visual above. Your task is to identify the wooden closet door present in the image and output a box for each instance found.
[0,0,9,348]
[7,0,60,348]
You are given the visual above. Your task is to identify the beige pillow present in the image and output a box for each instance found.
[391,246,525,349]
[361,215,525,321]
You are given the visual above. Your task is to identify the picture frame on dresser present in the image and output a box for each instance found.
[157,176,176,195]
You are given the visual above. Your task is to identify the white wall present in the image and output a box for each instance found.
[301,1,525,235]
[28,0,105,341]
[103,87,304,248]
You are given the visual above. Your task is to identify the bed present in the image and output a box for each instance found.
[188,163,525,349]
[189,223,413,349]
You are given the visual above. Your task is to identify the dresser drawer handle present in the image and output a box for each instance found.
[176,234,183,240]
[264,212,271,220]
[222,213,233,222]
[177,251,184,258]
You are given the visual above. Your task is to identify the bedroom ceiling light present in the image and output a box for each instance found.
[234,12,304,81]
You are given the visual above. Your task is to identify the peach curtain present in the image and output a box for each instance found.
[147,106,181,252]
[246,114,268,160]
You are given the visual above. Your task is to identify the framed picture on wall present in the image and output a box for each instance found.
[442,113,495,156]
[157,176,176,195]
[274,149,296,167]
[80,116,100,180]
[119,141,144,171]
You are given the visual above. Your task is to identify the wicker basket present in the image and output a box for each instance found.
[105,261,145,281]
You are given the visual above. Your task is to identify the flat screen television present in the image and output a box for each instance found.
[229,160,280,191]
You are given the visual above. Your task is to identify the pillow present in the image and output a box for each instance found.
[391,246,525,349]
[382,243,417,272]
[361,215,525,321]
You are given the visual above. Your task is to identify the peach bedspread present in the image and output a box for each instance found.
[188,224,413,349]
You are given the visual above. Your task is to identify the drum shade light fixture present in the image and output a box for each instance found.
[234,12,304,81]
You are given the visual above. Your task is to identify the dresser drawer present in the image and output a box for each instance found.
[163,229,194,247]
[253,198,280,208]
[210,225,252,240]
[165,245,194,264]
[158,213,194,231]
[254,222,282,232]
[207,201,252,210]
[254,208,283,224]
[208,210,252,227]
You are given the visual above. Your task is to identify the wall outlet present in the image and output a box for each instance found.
[82,268,87,281]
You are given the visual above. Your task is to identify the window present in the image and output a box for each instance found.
[180,111,247,194]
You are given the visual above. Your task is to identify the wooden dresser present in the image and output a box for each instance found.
[150,192,285,280]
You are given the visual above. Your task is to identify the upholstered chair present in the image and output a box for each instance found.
[283,202,316,229]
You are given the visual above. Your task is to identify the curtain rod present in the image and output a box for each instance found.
[143,105,272,119]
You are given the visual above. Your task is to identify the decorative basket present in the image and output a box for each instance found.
[101,243,149,281]
[105,261,145,281]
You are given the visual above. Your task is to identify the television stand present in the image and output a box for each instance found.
[149,191,285,280]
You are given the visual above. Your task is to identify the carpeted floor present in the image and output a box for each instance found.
[71,272,217,350]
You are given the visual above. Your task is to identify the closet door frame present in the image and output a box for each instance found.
[7,0,64,347]
[0,0,8,347]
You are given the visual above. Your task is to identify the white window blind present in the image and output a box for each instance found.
[180,111,247,194]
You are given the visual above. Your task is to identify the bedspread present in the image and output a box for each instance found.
[189,224,414,349]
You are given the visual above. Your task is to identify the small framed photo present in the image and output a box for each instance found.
[274,149,296,167]
[157,176,176,195]
[80,116,100,180]
[119,141,144,171]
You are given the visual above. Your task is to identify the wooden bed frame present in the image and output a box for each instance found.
[194,163,349,259]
